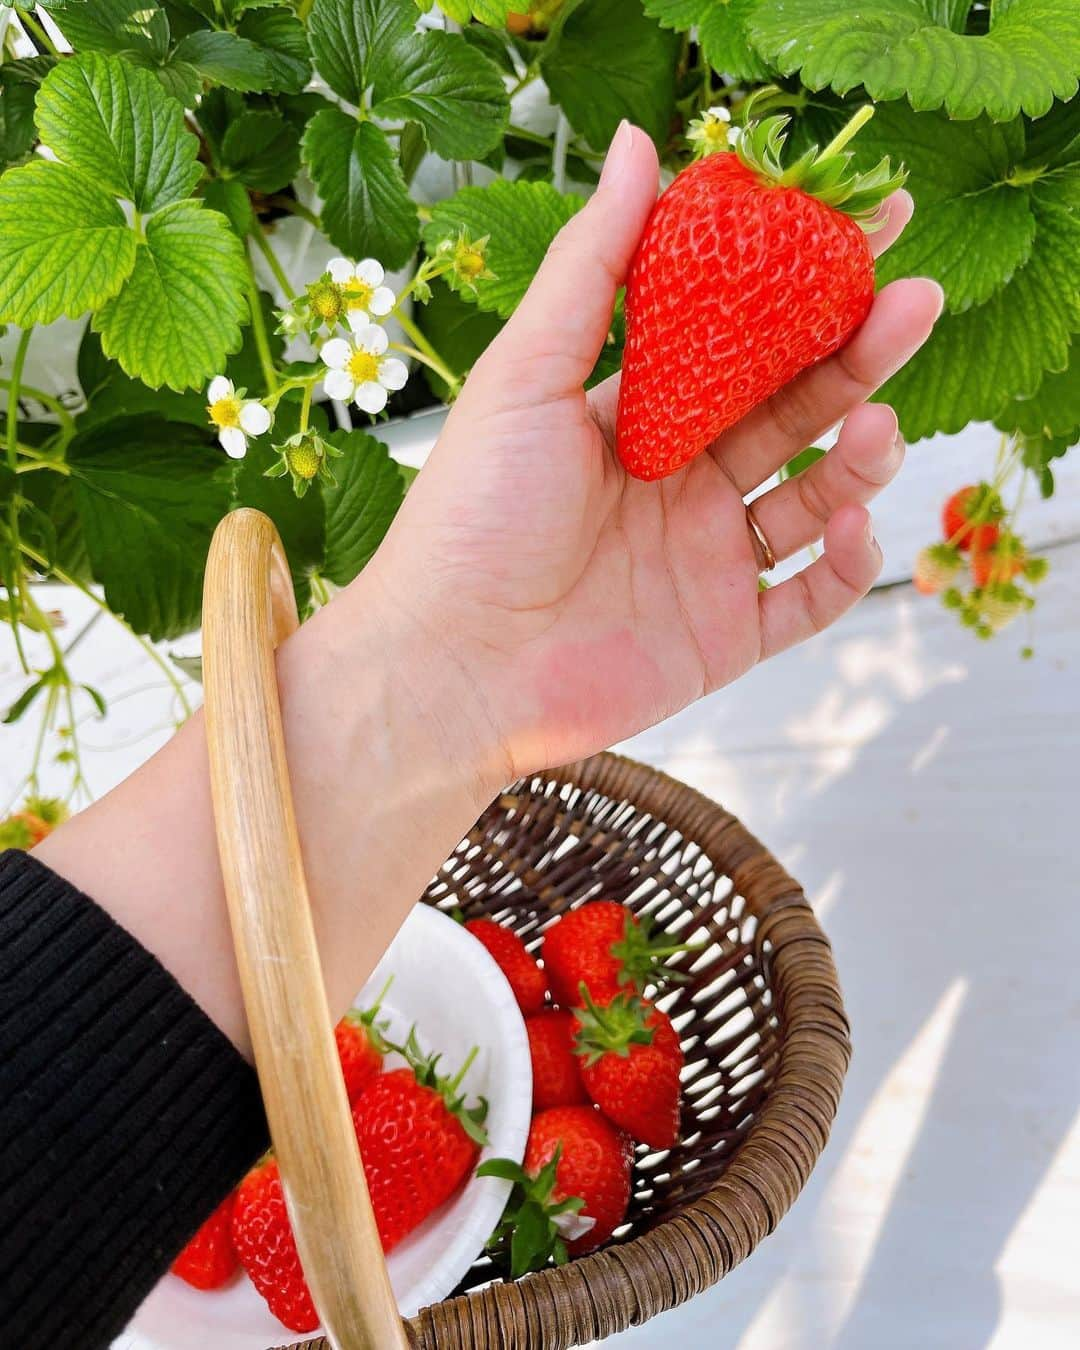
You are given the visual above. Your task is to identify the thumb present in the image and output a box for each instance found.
[472,121,659,403]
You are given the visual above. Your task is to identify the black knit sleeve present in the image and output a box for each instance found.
[0,849,268,1350]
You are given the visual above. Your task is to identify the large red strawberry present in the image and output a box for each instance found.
[352,1032,487,1253]
[334,979,392,1103]
[574,992,683,1149]
[542,901,689,1007]
[171,1192,239,1291]
[942,484,1003,553]
[465,917,549,1014]
[617,106,903,480]
[231,1157,318,1333]
[479,1105,634,1274]
[526,1008,589,1112]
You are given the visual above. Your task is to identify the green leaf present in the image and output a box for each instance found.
[220,111,300,193]
[0,160,137,326]
[422,179,583,318]
[76,327,208,428]
[321,430,404,586]
[94,201,249,391]
[749,0,1080,122]
[853,105,1034,311]
[370,30,509,159]
[18,473,93,585]
[307,0,413,105]
[68,416,234,639]
[35,53,201,213]
[542,0,680,148]
[0,59,50,169]
[236,8,312,95]
[996,341,1080,443]
[51,0,171,61]
[642,0,771,81]
[170,29,277,92]
[302,109,419,269]
[878,170,1080,439]
[309,0,508,158]
[202,176,257,237]
[417,279,504,399]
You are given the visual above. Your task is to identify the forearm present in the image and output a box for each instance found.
[34,568,508,1058]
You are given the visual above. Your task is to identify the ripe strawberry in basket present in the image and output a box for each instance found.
[479,1105,633,1273]
[353,1030,488,1253]
[171,1192,238,1290]
[616,103,904,480]
[543,901,692,1007]
[526,1008,589,1112]
[464,916,549,1014]
[232,1157,318,1333]
[573,990,683,1150]
[334,978,392,1103]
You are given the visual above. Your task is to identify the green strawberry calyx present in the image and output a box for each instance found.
[478,1148,591,1278]
[393,1027,490,1146]
[732,101,907,232]
[340,975,394,1056]
[573,987,656,1067]
[611,912,698,995]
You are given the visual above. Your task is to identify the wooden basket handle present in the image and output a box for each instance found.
[202,508,408,1350]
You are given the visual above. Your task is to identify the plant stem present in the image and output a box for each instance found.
[0,377,75,431]
[16,7,58,55]
[252,227,297,302]
[266,196,321,228]
[19,540,195,720]
[390,342,460,396]
[5,327,32,472]
[299,381,312,434]
[393,309,459,390]
[507,124,553,148]
[821,105,875,161]
[246,253,279,394]
[508,68,538,99]
[552,111,571,193]
[16,460,70,476]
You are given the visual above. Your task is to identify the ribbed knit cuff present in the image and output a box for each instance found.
[0,849,268,1350]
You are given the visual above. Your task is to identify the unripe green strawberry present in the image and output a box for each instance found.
[617,106,903,480]
[287,438,321,481]
[914,543,961,595]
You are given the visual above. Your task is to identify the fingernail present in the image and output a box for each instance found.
[600,120,633,190]
[924,280,946,320]
[864,515,875,546]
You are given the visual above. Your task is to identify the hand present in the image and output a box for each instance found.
[365,123,943,781]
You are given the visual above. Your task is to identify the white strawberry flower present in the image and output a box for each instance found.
[688,105,739,154]
[320,326,409,415]
[205,376,272,459]
[326,256,396,332]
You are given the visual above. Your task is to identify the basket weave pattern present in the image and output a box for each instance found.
[282,752,850,1350]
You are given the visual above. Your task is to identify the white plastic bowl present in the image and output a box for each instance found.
[114,904,532,1349]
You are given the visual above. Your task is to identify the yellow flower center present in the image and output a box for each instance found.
[456,248,486,280]
[701,119,727,145]
[208,395,241,429]
[343,280,375,312]
[347,349,380,384]
[309,279,344,322]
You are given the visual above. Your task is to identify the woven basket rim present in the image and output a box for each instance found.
[283,750,850,1350]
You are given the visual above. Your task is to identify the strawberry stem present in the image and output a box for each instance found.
[819,105,875,163]
[448,1044,479,1095]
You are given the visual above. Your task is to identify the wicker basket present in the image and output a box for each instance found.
[201,509,851,1350]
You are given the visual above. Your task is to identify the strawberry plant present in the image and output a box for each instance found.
[2,0,1079,805]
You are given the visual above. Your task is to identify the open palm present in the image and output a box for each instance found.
[372,124,942,777]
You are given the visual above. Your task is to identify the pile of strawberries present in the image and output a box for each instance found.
[171,901,689,1327]
[171,991,487,1333]
[467,902,688,1276]
[914,484,1048,647]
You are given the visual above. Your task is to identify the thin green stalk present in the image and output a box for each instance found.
[16,460,70,476]
[0,377,75,432]
[252,227,297,302]
[298,381,312,434]
[507,124,553,148]
[16,7,58,55]
[246,254,280,394]
[19,540,195,720]
[265,196,321,228]
[5,327,32,471]
[508,68,538,99]
[393,309,460,391]
[390,342,460,396]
